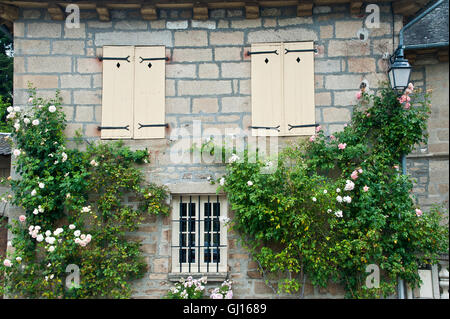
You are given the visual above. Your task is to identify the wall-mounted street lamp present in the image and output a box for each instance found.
[388,47,412,93]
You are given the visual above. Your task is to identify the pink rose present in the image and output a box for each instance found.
[358,168,363,174]
[351,170,359,180]
[404,102,411,110]
[356,91,362,100]
[366,112,371,117]
[19,215,26,222]
[394,165,399,170]
[309,135,316,142]
[338,143,347,150]
[408,83,414,90]
[330,135,336,140]
[415,209,423,217]
[315,126,322,133]
[398,95,407,103]
[363,185,369,192]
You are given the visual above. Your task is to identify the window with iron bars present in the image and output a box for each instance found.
[171,195,228,273]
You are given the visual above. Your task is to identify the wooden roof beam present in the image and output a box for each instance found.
[47,3,64,20]
[245,2,259,19]
[193,3,208,20]
[0,3,19,22]
[141,4,157,20]
[297,0,313,17]
[350,0,363,15]
[393,0,421,17]
[96,4,110,21]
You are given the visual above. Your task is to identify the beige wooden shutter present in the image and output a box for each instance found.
[250,43,283,137]
[100,46,134,139]
[282,41,316,136]
[133,46,166,139]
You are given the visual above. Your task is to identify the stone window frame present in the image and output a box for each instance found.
[169,194,228,280]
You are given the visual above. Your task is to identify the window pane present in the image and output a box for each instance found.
[180,249,186,263]
[180,234,186,247]
[189,233,195,246]
[204,202,211,216]
[189,203,196,216]
[188,249,195,263]
[180,203,187,216]
[180,218,186,232]
[213,219,220,232]
[213,202,220,216]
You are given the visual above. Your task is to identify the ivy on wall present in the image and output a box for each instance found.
[0,86,169,298]
[214,83,448,298]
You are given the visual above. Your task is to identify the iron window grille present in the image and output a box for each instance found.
[171,195,228,273]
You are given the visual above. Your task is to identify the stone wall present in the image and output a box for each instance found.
[408,58,449,212]
[10,3,437,299]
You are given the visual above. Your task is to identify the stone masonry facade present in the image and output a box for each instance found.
[8,3,448,298]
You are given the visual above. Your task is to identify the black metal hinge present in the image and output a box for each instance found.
[97,56,131,62]
[138,123,168,129]
[247,50,279,55]
[139,56,169,63]
[284,48,318,54]
[97,125,130,131]
[249,125,280,132]
[288,123,319,131]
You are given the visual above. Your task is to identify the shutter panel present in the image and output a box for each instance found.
[282,41,316,136]
[100,46,134,139]
[133,46,166,139]
[251,43,283,137]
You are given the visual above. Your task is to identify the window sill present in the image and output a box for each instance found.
[168,272,228,282]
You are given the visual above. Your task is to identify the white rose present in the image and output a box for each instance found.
[36,234,44,242]
[39,182,45,189]
[336,196,343,203]
[45,230,51,237]
[48,105,56,113]
[13,149,21,157]
[219,177,225,186]
[16,257,22,262]
[6,106,13,113]
[13,106,20,112]
[74,230,81,237]
[23,118,30,124]
[32,119,40,126]
[69,224,76,230]
[48,246,55,252]
[33,208,39,215]
[31,189,37,196]
[247,181,253,186]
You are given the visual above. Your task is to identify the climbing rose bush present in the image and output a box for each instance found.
[0,87,169,298]
[214,83,448,298]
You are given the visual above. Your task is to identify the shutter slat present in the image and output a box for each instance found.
[100,46,134,139]
[134,46,166,139]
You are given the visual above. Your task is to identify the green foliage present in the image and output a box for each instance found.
[0,95,10,132]
[0,87,169,298]
[216,83,448,298]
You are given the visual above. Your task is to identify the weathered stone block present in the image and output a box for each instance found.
[174,30,208,47]
[166,64,196,78]
[192,98,219,113]
[52,40,85,55]
[73,90,102,105]
[172,48,212,62]
[27,22,61,38]
[322,107,352,123]
[209,31,244,46]
[199,63,219,78]
[221,62,250,79]
[221,96,250,113]
[348,57,376,73]
[14,75,58,89]
[214,47,242,61]
[27,56,72,73]
[166,97,190,113]
[178,80,232,95]
[15,39,50,55]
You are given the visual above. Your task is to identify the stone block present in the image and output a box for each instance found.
[174,30,208,47]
